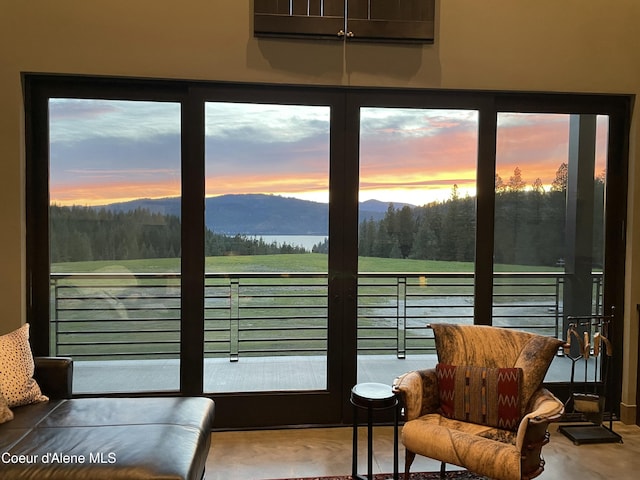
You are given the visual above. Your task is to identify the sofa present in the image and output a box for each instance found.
[0,356,215,480]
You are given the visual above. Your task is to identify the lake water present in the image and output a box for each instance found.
[250,235,328,251]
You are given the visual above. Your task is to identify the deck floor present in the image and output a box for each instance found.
[72,353,578,394]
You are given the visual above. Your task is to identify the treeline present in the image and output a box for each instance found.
[50,206,306,263]
[204,232,307,256]
[359,165,605,267]
[51,164,605,267]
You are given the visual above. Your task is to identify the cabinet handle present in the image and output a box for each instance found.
[338,30,355,38]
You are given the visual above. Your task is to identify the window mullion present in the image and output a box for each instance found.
[180,89,205,395]
[474,104,498,326]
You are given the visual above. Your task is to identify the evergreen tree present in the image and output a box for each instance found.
[508,166,527,191]
[358,218,376,257]
[441,185,461,261]
[312,238,329,254]
[412,205,443,260]
[551,163,568,192]
[395,205,415,259]
[353,163,573,268]
[532,178,544,193]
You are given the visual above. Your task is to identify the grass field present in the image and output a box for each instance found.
[49,254,571,360]
[52,252,564,275]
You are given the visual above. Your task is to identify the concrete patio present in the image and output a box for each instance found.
[72,352,582,394]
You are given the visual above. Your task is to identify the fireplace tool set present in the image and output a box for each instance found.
[558,309,623,445]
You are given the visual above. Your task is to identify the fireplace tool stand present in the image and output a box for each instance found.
[558,310,623,445]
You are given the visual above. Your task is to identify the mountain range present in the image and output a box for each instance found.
[98,194,415,235]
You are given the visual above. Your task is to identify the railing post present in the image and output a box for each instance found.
[594,274,603,315]
[555,276,561,340]
[397,276,406,359]
[50,277,59,356]
[230,278,240,362]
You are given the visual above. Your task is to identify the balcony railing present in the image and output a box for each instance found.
[49,271,603,361]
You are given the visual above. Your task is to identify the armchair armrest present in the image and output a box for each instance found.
[393,368,440,421]
[33,356,73,399]
[516,388,564,478]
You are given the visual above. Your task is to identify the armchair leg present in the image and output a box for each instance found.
[404,449,416,480]
[440,461,446,479]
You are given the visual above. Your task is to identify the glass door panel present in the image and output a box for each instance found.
[48,99,182,393]
[203,102,330,393]
[357,107,479,383]
[493,113,609,382]
[493,113,571,336]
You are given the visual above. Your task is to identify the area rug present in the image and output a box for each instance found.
[270,471,489,480]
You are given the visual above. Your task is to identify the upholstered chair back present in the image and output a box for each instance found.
[431,323,563,415]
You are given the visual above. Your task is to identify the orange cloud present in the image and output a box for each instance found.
[51,180,180,206]
[50,111,610,207]
[496,114,609,185]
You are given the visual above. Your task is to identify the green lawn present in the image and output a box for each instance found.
[52,253,564,274]
[49,254,568,360]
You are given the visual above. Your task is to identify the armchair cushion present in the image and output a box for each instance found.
[402,413,523,480]
[436,363,523,430]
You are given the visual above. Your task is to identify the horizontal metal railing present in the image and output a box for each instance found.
[50,271,603,361]
[205,274,328,361]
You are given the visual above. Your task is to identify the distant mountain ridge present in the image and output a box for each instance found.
[98,194,415,235]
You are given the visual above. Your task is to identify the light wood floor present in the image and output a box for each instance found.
[206,422,640,480]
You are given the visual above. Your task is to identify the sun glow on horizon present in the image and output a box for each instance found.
[50,180,181,207]
[48,99,610,209]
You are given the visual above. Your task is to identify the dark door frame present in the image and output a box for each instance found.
[24,74,632,428]
[637,304,640,427]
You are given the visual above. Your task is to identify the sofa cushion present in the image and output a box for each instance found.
[0,397,215,480]
[0,324,48,407]
[436,363,523,431]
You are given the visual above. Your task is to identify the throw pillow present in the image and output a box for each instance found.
[436,363,523,431]
[0,324,48,407]
[0,391,13,424]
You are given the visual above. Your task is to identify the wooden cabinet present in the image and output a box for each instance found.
[254,0,435,43]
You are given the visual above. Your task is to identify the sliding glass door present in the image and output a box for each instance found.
[356,106,479,384]
[493,112,612,384]
[189,87,350,428]
[48,98,182,394]
[202,101,331,393]
[25,76,630,428]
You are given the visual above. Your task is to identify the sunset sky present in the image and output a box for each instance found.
[48,99,608,207]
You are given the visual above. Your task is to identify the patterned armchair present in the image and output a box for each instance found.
[393,324,564,480]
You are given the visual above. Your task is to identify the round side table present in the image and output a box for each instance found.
[350,382,399,480]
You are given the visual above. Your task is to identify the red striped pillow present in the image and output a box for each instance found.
[436,363,523,431]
